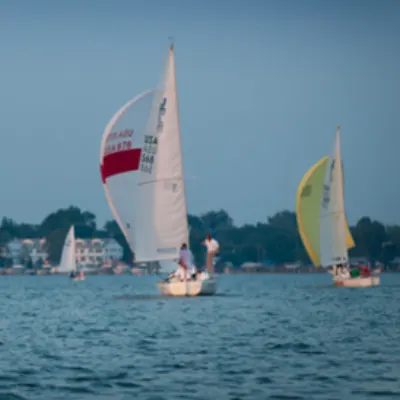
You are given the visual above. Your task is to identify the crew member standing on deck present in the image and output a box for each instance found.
[177,243,191,281]
[202,234,219,277]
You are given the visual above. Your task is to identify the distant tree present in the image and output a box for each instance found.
[46,228,69,264]
[0,256,12,268]
[0,230,13,246]
[25,256,33,269]
[0,218,19,238]
[380,241,396,268]
[103,220,134,264]
[16,224,39,238]
[188,214,204,231]
[121,241,134,264]
[352,217,387,262]
[188,220,206,266]
[0,246,7,268]
[386,225,400,256]
[267,210,297,235]
[39,206,96,237]
[82,211,96,231]
[200,209,233,233]
[104,220,122,237]
[1,206,400,270]
[265,211,303,264]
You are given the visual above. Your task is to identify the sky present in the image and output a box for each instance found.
[0,0,399,228]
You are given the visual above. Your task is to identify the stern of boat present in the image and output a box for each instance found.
[158,278,217,296]
[333,276,380,288]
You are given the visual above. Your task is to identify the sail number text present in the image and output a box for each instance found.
[104,141,132,156]
[140,135,158,174]
[322,184,330,208]
[106,129,133,142]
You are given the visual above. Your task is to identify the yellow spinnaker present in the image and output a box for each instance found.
[296,156,355,267]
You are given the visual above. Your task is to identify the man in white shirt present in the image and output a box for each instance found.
[202,234,219,277]
[176,243,192,281]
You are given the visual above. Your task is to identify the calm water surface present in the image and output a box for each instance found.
[0,273,399,400]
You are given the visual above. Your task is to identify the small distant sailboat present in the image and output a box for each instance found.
[99,43,216,296]
[296,126,380,287]
[296,156,355,267]
[56,225,85,281]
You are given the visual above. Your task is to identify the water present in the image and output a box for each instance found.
[0,274,399,400]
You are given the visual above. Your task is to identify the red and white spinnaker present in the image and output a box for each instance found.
[99,45,189,272]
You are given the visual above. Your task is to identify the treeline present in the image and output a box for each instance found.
[0,206,399,268]
[0,207,133,265]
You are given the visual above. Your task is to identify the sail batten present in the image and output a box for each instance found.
[138,177,184,186]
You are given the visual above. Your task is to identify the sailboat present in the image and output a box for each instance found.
[296,156,355,267]
[321,126,379,287]
[56,225,84,280]
[296,126,380,287]
[99,43,216,296]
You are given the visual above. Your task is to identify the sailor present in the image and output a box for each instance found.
[360,264,371,277]
[202,234,219,277]
[336,263,346,276]
[177,243,191,281]
[189,250,198,280]
[350,265,360,278]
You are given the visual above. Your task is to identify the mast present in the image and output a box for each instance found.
[169,42,190,249]
[71,225,76,272]
[336,124,348,268]
[319,124,349,269]
[168,40,191,288]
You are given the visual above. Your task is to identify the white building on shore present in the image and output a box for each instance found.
[3,237,123,267]
[75,238,123,267]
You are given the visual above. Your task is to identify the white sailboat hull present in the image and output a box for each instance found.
[332,275,380,287]
[157,278,217,296]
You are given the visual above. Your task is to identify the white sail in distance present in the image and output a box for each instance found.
[57,225,76,273]
[319,126,349,267]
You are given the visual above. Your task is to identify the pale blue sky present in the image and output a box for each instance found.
[0,0,399,227]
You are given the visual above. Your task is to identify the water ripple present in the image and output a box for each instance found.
[0,274,399,399]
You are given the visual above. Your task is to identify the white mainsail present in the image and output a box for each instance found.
[57,225,76,273]
[100,44,189,272]
[319,126,348,267]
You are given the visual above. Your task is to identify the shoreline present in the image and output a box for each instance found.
[0,269,396,277]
